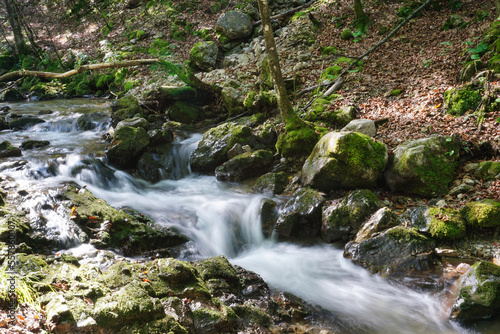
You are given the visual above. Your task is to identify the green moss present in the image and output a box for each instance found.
[444,85,482,116]
[340,29,353,40]
[121,317,188,334]
[462,200,500,228]
[489,55,500,73]
[321,46,338,55]
[114,68,128,85]
[275,124,318,157]
[473,161,500,180]
[129,30,146,41]
[386,226,432,243]
[320,66,342,81]
[337,132,387,173]
[335,57,352,65]
[427,207,466,240]
[232,304,271,326]
[390,89,403,96]
[243,91,258,109]
[96,73,114,89]
[483,19,500,44]
[291,11,307,22]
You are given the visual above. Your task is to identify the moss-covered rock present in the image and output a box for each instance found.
[461,200,500,229]
[302,131,388,192]
[8,116,45,130]
[115,117,149,130]
[196,255,241,296]
[215,150,273,182]
[275,123,318,158]
[0,140,22,158]
[451,261,500,319]
[322,189,381,243]
[110,95,143,125]
[459,60,484,82]
[354,207,400,243]
[304,100,355,127]
[190,122,253,172]
[106,126,150,169]
[189,41,218,72]
[221,86,245,117]
[167,101,200,124]
[274,188,325,240]
[384,136,461,197]
[427,207,466,240]
[472,161,500,180]
[340,28,353,40]
[444,84,482,116]
[253,172,288,195]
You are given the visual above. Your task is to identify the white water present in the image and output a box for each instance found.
[0,99,475,333]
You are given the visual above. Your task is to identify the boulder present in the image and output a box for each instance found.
[344,226,436,277]
[190,122,253,172]
[426,207,466,240]
[167,101,200,124]
[302,131,388,192]
[77,114,97,130]
[384,136,461,197]
[110,95,143,125]
[354,207,400,243]
[451,261,500,320]
[322,189,381,243]
[221,86,245,117]
[189,41,219,71]
[148,128,174,146]
[254,172,288,195]
[274,188,325,240]
[444,83,482,116]
[472,161,500,180]
[215,150,274,182]
[115,117,149,130]
[259,198,278,237]
[461,200,500,229]
[8,116,45,130]
[304,100,355,127]
[106,126,150,169]
[215,11,253,40]
[0,140,22,158]
[21,140,50,150]
[341,119,376,137]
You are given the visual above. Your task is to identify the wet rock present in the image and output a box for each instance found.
[302,131,388,192]
[322,189,381,243]
[106,125,150,169]
[254,171,288,195]
[461,200,500,229]
[136,152,166,183]
[189,41,219,71]
[215,150,273,182]
[344,226,436,276]
[148,128,174,146]
[384,136,461,197]
[0,140,22,158]
[8,116,45,130]
[274,188,325,240]
[190,122,253,173]
[259,198,278,237]
[341,119,376,137]
[115,116,149,130]
[110,95,143,125]
[215,11,253,41]
[451,261,500,320]
[355,207,400,243]
[21,140,50,150]
[196,255,241,296]
[76,114,96,130]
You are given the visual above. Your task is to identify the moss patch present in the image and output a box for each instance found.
[427,207,466,240]
[461,200,500,229]
[444,84,482,116]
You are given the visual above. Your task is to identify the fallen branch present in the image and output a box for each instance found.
[299,0,433,109]
[253,0,316,27]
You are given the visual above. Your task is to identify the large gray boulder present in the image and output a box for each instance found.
[451,261,500,320]
[302,131,388,192]
[321,189,380,243]
[384,136,461,197]
[341,119,376,137]
[190,122,253,172]
[189,41,218,71]
[354,207,400,243]
[215,11,253,40]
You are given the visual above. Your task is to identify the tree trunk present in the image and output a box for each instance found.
[256,0,299,124]
[496,0,500,18]
[353,0,369,26]
[3,0,27,56]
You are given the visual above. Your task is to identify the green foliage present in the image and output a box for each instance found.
[320,65,342,81]
[321,47,338,55]
[148,39,172,56]
[468,42,489,60]
[129,30,146,41]
[340,29,354,40]
[291,11,307,22]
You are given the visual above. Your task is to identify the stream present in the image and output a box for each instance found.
[0,99,492,333]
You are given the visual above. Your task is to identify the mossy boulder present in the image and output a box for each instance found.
[8,116,45,130]
[322,189,381,243]
[459,60,484,82]
[427,207,466,240]
[384,136,461,197]
[253,172,288,194]
[221,86,245,117]
[189,41,218,72]
[302,131,388,192]
[451,261,500,320]
[0,140,22,158]
[106,126,150,169]
[215,11,253,40]
[304,100,355,127]
[215,150,274,182]
[167,101,200,124]
[274,188,325,240]
[275,123,319,158]
[110,95,143,125]
[196,255,241,296]
[444,84,482,116]
[344,226,435,277]
[472,161,500,180]
[461,200,500,229]
[354,207,400,243]
[190,122,253,172]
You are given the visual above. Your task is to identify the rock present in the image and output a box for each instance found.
[115,117,149,130]
[302,131,388,192]
[0,140,22,158]
[136,152,166,183]
[227,143,244,159]
[322,189,381,243]
[189,41,219,71]
[196,255,241,295]
[461,200,500,229]
[221,86,245,117]
[254,172,288,195]
[442,14,465,30]
[344,226,436,277]
[20,140,50,150]
[8,116,45,130]
[384,136,461,197]
[76,114,97,130]
[355,207,400,243]
[427,207,466,240]
[190,122,253,173]
[451,261,500,319]
[341,119,376,137]
[259,198,278,237]
[444,83,482,116]
[106,126,150,169]
[459,60,483,82]
[472,161,500,180]
[215,150,274,182]
[110,95,143,125]
[435,248,458,257]
[167,101,200,124]
[148,128,174,146]
[274,188,325,240]
[304,99,355,127]
[215,11,253,41]
[449,183,473,196]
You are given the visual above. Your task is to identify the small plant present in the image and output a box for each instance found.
[467,42,489,60]
[423,59,433,68]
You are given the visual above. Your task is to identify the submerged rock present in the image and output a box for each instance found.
[21,140,50,150]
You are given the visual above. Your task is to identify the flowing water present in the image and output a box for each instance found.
[0,99,484,333]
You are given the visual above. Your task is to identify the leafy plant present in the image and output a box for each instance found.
[467,42,489,60]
